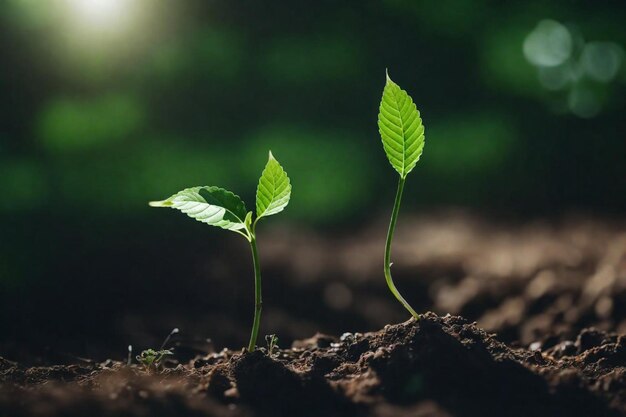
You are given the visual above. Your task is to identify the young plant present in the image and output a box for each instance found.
[135,328,179,371]
[149,152,291,352]
[265,333,279,356]
[136,348,174,371]
[377,71,425,319]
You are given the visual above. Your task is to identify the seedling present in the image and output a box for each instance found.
[135,327,180,371]
[136,348,174,370]
[265,334,279,356]
[377,71,425,319]
[150,152,291,352]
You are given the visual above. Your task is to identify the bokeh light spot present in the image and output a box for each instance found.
[568,87,601,118]
[581,42,624,83]
[523,20,572,67]
[537,65,573,91]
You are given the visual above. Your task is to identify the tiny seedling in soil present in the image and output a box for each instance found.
[135,327,179,371]
[150,153,291,352]
[378,71,425,319]
[136,348,174,371]
[265,334,279,356]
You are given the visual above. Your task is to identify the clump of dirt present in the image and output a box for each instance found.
[2,313,625,417]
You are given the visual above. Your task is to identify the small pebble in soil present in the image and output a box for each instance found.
[556,341,577,357]
[340,332,355,343]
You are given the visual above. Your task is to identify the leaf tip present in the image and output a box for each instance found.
[149,200,170,207]
[268,150,275,160]
[385,68,392,83]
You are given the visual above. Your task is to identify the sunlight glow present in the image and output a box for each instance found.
[65,0,135,32]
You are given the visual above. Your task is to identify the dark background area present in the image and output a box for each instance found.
[1,0,625,364]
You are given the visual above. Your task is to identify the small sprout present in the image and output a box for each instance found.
[150,152,291,352]
[127,345,133,366]
[377,70,426,319]
[265,334,279,356]
[136,348,174,371]
[134,328,180,371]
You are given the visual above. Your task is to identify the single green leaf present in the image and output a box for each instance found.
[378,72,425,178]
[149,186,247,232]
[255,151,291,220]
[244,211,253,231]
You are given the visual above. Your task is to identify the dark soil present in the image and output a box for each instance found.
[3,212,626,416]
[257,212,626,347]
[2,312,626,417]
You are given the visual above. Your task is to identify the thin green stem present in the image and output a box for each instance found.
[384,176,419,319]
[247,232,263,351]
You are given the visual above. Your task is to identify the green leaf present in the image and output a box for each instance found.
[149,186,248,232]
[256,151,291,220]
[378,71,425,178]
[244,211,253,230]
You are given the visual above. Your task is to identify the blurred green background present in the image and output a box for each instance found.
[2,0,625,222]
[0,0,625,360]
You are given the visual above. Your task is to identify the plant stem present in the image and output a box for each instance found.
[247,233,263,351]
[384,177,419,319]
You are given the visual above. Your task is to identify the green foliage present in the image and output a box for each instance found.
[378,72,424,319]
[256,151,292,221]
[136,348,174,371]
[242,125,372,221]
[150,152,292,238]
[378,72,425,179]
[265,334,279,356]
[149,186,248,233]
[150,152,291,351]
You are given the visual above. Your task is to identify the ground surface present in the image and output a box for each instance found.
[2,314,626,416]
[2,212,626,416]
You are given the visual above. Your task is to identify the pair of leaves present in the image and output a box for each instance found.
[378,72,425,178]
[149,152,291,238]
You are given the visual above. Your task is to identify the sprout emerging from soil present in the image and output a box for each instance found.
[265,334,279,356]
[377,71,425,318]
[150,152,291,352]
[136,348,174,371]
[135,327,180,371]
